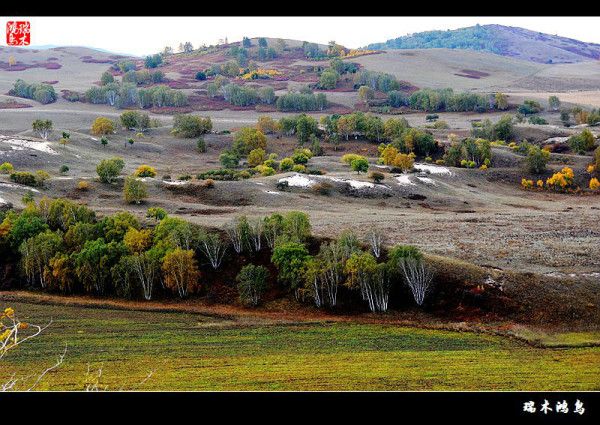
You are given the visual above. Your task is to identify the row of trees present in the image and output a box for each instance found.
[392,88,507,113]
[0,203,435,310]
[10,79,57,104]
[86,83,187,109]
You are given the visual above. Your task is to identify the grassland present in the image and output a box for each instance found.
[2,300,599,391]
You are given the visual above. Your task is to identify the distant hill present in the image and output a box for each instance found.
[366,24,600,64]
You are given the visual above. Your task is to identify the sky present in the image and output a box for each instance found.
[3,16,600,57]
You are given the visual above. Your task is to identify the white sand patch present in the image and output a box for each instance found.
[414,163,453,176]
[0,182,40,193]
[265,190,281,195]
[396,174,416,186]
[278,174,315,188]
[0,137,58,155]
[53,176,74,180]
[255,182,265,186]
[417,176,436,185]
[0,196,7,204]
[162,180,188,186]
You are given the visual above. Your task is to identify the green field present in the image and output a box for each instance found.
[2,301,599,391]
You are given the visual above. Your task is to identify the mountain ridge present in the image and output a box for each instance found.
[366,24,600,64]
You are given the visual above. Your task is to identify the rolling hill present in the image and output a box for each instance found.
[366,24,600,64]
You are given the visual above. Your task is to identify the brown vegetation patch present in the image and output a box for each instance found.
[0,100,32,109]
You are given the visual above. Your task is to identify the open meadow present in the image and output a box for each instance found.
[2,299,600,391]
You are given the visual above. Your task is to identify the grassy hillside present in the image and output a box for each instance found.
[367,24,600,64]
[2,300,599,390]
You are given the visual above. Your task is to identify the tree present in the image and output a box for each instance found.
[146,207,167,221]
[568,129,596,154]
[123,228,152,253]
[219,150,240,168]
[32,119,53,140]
[400,257,434,306]
[517,100,542,115]
[236,264,269,306]
[271,242,310,295]
[358,86,374,104]
[257,116,278,134]
[91,117,115,135]
[233,127,267,155]
[548,95,560,112]
[295,114,318,146]
[526,146,550,174]
[96,157,124,184]
[282,211,311,243]
[120,111,150,132]
[74,238,126,294]
[247,148,266,167]
[180,42,194,53]
[19,230,62,288]
[198,232,227,269]
[224,216,251,254]
[319,69,339,90]
[495,92,508,110]
[172,114,212,138]
[100,71,114,86]
[344,251,390,312]
[196,137,207,153]
[144,54,163,69]
[161,248,200,298]
[351,158,369,174]
[492,114,514,141]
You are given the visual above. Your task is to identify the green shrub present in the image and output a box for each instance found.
[10,171,37,187]
[0,162,14,174]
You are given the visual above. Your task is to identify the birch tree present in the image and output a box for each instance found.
[401,258,434,306]
[199,232,227,269]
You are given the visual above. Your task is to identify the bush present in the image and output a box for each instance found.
[91,117,115,135]
[292,164,306,173]
[312,181,333,195]
[257,116,279,134]
[196,137,207,153]
[195,71,207,81]
[247,148,266,167]
[233,127,267,156]
[279,157,295,171]
[76,181,90,191]
[59,165,69,174]
[351,158,369,174]
[341,153,365,165]
[0,162,14,174]
[147,207,167,220]
[35,170,50,187]
[568,129,596,154]
[96,157,125,184]
[219,150,240,169]
[236,264,270,306]
[134,165,157,178]
[123,176,148,204]
[255,165,276,176]
[369,171,385,183]
[528,116,548,125]
[172,114,212,138]
[10,171,37,187]
[526,146,550,174]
